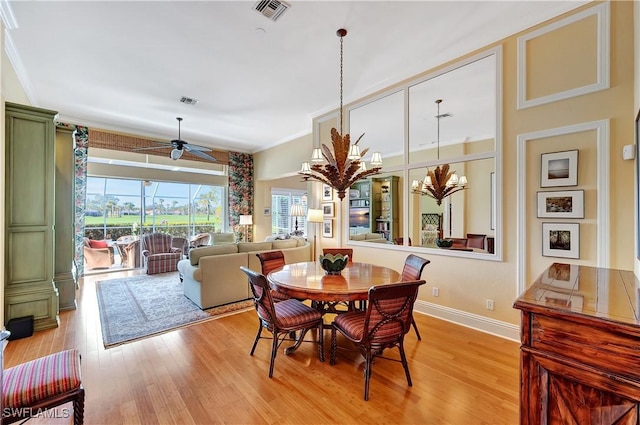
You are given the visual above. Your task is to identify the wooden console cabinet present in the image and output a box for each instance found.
[514,264,640,424]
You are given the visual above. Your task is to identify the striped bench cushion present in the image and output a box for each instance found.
[2,349,82,409]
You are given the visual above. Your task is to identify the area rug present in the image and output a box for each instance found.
[96,272,253,348]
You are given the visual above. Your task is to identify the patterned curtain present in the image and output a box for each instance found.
[228,152,254,241]
[73,126,89,277]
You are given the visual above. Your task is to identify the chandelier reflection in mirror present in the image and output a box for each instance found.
[411,99,468,205]
[299,28,383,200]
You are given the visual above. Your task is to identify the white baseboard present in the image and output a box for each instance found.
[413,300,520,342]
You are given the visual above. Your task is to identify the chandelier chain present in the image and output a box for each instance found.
[339,33,344,134]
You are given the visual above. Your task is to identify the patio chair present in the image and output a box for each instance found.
[330,280,425,400]
[82,237,114,269]
[172,237,188,257]
[141,233,182,275]
[189,233,211,250]
[401,254,431,340]
[240,266,324,378]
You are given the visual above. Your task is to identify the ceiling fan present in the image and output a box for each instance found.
[133,117,217,161]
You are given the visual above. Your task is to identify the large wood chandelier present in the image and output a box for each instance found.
[299,28,383,200]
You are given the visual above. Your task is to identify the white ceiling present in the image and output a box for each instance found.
[4,0,586,155]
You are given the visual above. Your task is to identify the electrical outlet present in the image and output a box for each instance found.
[486,299,495,311]
[432,287,439,297]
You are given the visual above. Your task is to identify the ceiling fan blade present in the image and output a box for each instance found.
[183,143,212,152]
[132,144,172,151]
[184,148,217,161]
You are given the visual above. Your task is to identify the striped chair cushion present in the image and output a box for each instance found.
[3,349,82,409]
[271,290,290,302]
[334,311,366,340]
[274,299,322,328]
[147,252,182,274]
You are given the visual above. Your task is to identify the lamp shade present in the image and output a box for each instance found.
[239,215,253,225]
[307,208,323,223]
[290,204,305,217]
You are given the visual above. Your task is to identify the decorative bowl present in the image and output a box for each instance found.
[435,238,454,248]
[318,253,349,275]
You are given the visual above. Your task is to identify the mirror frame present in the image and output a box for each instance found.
[343,47,503,260]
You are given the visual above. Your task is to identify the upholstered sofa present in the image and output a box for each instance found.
[178,238,311,309]
[349,232,388,243]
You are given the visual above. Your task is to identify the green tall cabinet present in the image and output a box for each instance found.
[4,102,60,330]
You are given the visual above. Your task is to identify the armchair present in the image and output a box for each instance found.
[121,239,141,269]
[141,233,182,275]
[83,238,114,269]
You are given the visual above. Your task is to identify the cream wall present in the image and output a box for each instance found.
[255,1,637,338]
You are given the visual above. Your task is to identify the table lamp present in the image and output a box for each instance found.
[307,208,323,259]
[239,214,253,242]
[290,204,305,236]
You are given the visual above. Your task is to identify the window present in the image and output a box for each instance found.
[85,177,227,240]
[271,189,307,236]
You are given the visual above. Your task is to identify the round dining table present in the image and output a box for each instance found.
[267,261,402,303]
[268,261,402,353]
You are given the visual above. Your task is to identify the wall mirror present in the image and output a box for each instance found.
[349,90,404,167]
[408,55,496,163]
[345,48,501,259]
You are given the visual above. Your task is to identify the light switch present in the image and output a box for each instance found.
[622,145,635,160]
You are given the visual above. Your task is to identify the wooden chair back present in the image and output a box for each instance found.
[401,255,430,281]
[364,280,426,345]
[393,237,412,246]
[322,248,353,262]
[466,233,486,249]
[240,266,277,325]
[256,250,286,275]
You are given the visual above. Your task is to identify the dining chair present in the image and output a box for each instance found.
[322,248,358,311]
[240,266,324,378]
[401,254,431,340]
[330,280,426,400]
[256,251,290,302]
[393,237,412,246]
[466,233,486,250]
[322,248,353,262]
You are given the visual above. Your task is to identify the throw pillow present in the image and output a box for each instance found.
[89,239,108,249]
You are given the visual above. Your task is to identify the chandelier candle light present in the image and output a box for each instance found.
[299,28,383,200]
[411,99,467,205]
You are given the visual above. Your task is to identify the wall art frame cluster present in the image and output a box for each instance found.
[539,149,581,259]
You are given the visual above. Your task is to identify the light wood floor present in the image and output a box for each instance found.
[4,270,521,425]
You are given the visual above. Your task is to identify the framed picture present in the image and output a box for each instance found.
[541,263,579,290]
[540,149,578,187]
[322,202,334,217]
[542,222,580,259]
[263,207,271,216]
[322,219,333,238]
[322,184,333,201]
[536,190,584,218]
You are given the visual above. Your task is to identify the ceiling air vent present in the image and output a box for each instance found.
[179,96,199,105]
[253,0,289,22]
